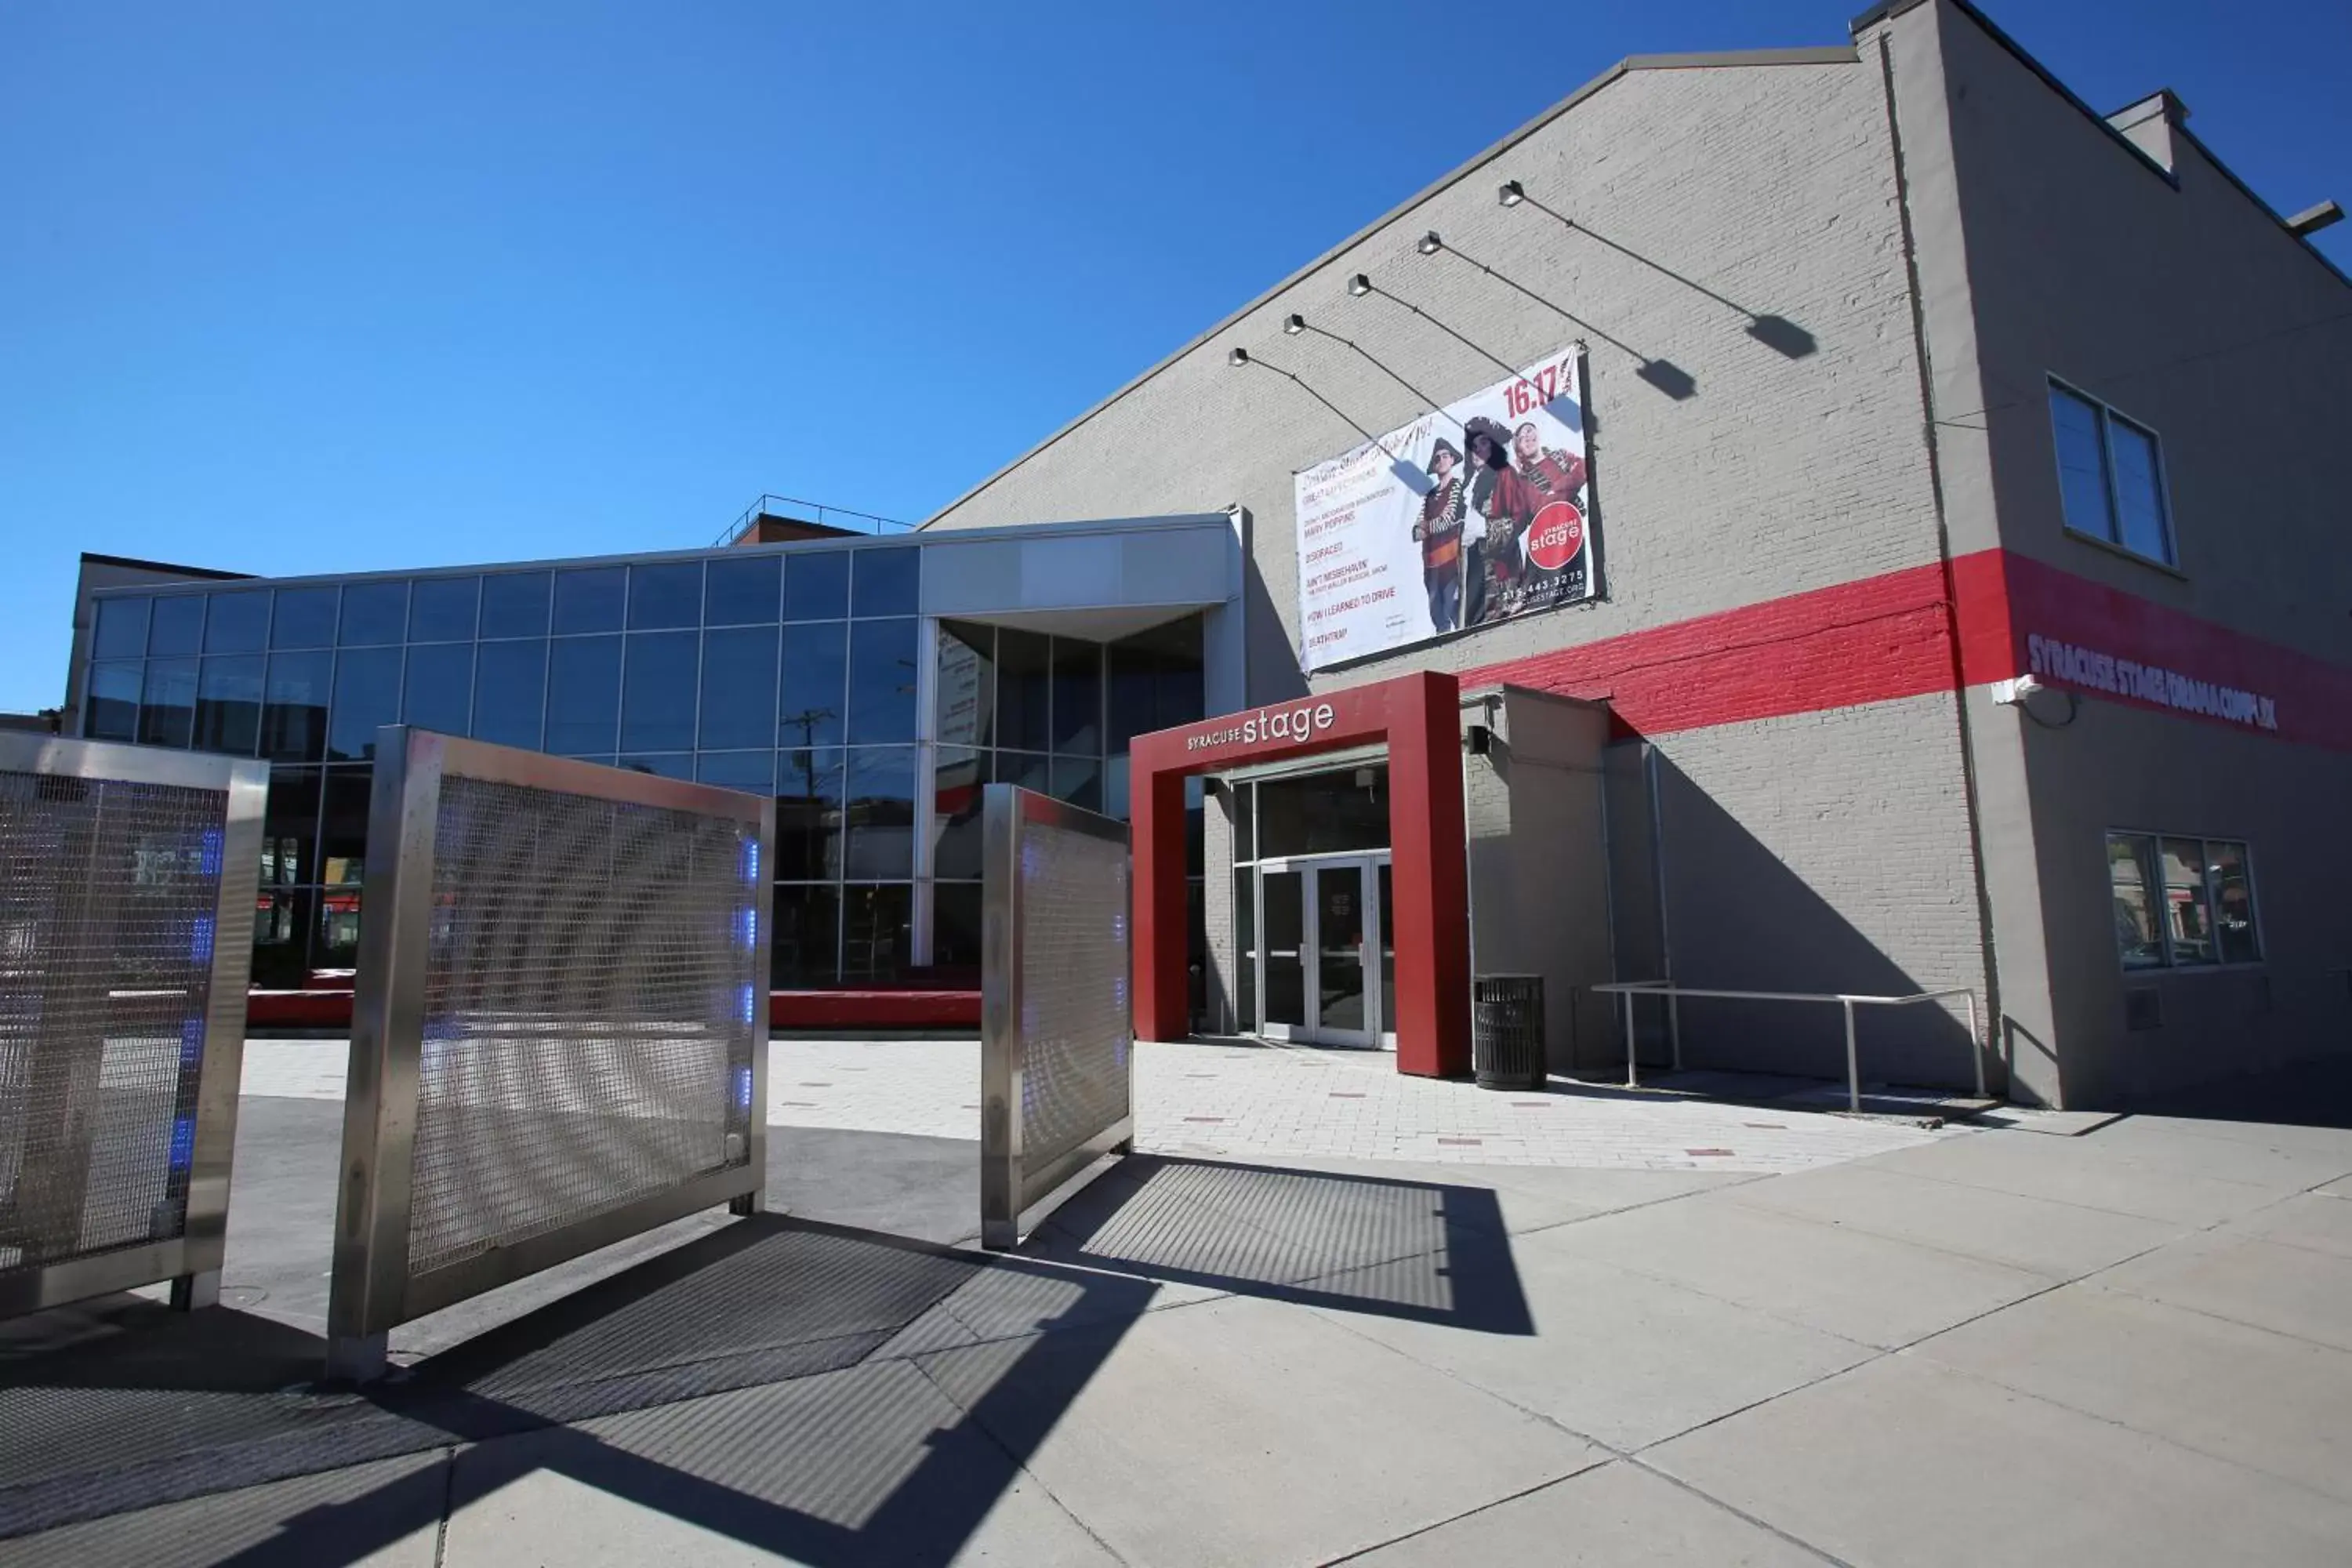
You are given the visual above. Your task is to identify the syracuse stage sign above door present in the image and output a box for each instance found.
[1292,343,1598,672]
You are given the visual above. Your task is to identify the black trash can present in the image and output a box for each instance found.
[1472,975,1546,1091]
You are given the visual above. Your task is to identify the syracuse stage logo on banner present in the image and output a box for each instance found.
[1292,345,1596,672]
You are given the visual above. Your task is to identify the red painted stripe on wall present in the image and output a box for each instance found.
[1461,548,2352,749]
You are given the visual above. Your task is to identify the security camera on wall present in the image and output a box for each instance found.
[1991,675,2044,706]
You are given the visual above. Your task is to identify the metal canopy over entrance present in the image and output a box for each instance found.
[1128,671,1469,1077]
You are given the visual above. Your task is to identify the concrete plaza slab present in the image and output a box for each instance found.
[4,1047,2351,1566]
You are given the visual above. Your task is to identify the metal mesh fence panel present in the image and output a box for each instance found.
[1018,825,1133,1181]
[405,775,760,1277]
[981,786,1131,1249]
[329,730,769,1376]
[0,738,261,1316]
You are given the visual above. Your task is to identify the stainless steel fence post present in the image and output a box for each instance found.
[1622,990,1639,1088]
[1843,998,1861,1113]
[1966,991,1985,1098]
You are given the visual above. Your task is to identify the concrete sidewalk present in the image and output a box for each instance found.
[4,1093,2351,1563]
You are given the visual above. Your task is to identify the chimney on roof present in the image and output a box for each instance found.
[2286,201,2343,238]
[2106,88,2188,173]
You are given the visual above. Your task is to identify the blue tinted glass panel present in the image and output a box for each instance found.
[697,750,776,794]
[851,548,920,618]
[92,597,151,661]
[321,769,371,885]
[995,629,1050,751]
[994,750,1051,794]
[629,562,703,630]
[409,575,481,641]
[933,883,983,971]
[205,590,270,654]
[339,581,409,646]
[85,661,141,740]
[779,620,847,747]
[620,631,698,752]
[619,752,694,779]
[271,587,339,648]
[553,566,626,633]
[783,552,849,621]
[403,642,474,735]
[149,595,205,656]
[195,655,265,754]
[705,555,781,625]
[844,746,916,879]
[473,640,546,750]
[841,884,911,982]
[481,572,553,638]
[847,618,919,744]
[700,625,779,750]
[262,766,321,887]
[139,658,198,748]
[328,647,403,760]
[2108,419,2171,564]
[1051,638,1102,755]
[546,634,622,753]
[263,650,334,762]
[771,884,840,989]
[931,746,985,880]
[2050,387,2114,543]
[1051,754,1102,814]
[937,622,995,750]
[776,746,843,881]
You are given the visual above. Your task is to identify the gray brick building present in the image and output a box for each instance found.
[922,0,2352,1108]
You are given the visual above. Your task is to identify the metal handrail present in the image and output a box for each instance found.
[715,493,915,546]
[1592,980,1984,1112]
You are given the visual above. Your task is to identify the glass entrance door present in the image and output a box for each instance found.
[1255,854,1388,1047]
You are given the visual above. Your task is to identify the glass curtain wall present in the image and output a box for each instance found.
[931,614,1207,999]
[82,546,931,990]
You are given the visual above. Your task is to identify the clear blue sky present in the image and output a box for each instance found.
[4,0,2345,713]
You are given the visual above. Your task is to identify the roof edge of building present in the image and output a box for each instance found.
[917,42,1860,532]
[78,551,253,581]
[1854,0,2350,292]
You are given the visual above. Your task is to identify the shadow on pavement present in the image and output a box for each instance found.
[0,1160,1530,1566]
[2118,1054,2352,1131]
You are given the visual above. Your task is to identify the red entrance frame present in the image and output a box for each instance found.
[1128,670,1470,1077]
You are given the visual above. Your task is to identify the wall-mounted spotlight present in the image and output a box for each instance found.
[1417,231,1443,256]
[1226,347,1250,368]
[1283,313,1305,336]
[1497,180,1524,208]
[1347,273,1372,297]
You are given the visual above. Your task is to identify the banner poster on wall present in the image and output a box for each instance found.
[1291,344,1595,672]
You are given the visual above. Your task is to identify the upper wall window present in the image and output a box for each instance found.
[2107,831,2259,970]
[2050,380,2175,568]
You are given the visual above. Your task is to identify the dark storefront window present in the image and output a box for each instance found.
[996,628,1050,753]
[931,747,985,880]
[842,884,912,982]
[772,884,842,989]
[320,768,372,885]
[1255,766,1389,858]
[844,747,916,880]
[931,882,982,971]
[776,746,844,881]
[697,750,776,795]
[263,767,321,887]
[1051,639,1101,756]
